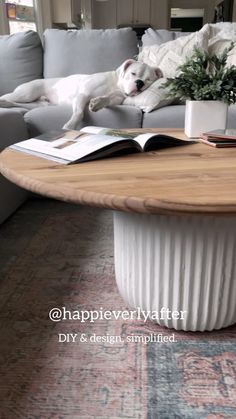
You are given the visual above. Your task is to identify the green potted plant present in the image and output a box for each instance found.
[163,44,236,138]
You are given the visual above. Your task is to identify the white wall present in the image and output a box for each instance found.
[0,0,236,34]
[36,0,53,36]
[85,0,224,30]
[51,0,71,23]
[91,0,169,29]
[150,0,169,29]
[47,0,236,28]
[92,0,116,29]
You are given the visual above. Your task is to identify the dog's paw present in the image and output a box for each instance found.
[89,97,106,112]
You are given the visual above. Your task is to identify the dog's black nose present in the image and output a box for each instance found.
[136,79,144,91]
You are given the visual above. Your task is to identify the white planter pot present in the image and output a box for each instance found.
[185,100,228,138]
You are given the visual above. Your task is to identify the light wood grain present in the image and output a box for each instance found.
[1,129,236,215]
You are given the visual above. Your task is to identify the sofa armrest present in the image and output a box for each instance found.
[0,109,28,151]
[0,109,29,224]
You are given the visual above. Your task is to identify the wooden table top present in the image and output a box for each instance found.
[1,128,236,215]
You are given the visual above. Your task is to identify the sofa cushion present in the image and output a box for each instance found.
[0,106,29,115]
[142,105,186,128]
[43,28,139,78]
[142,104,236,130]
[0,31,43,95]
[0,109,29,224]
[0,109,28,150]
[142,28,191,47]
[24,104,143,136]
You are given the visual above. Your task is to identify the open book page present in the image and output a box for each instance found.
[10,126,194,164]
[81,126,157,149]
[131,133,158,149]
[80,126,106,135]
[81,127,145,140]
[11,132,134,163]
[80,127,191,149]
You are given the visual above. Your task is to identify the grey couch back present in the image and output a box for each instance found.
[0,27,193,95]
[43,28,138,78]
[0,31,43,95]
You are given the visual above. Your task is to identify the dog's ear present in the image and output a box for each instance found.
[155,68,163,79]
[122,59,136,72]
[117,59,136,78]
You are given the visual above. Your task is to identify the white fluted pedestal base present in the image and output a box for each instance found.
[114,212,236,331]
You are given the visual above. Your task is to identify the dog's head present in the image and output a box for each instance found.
[117,59,163,97]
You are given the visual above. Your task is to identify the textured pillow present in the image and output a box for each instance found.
[0,31,43,95]
[123,78,173,113]
[142,28,191,47]
[207,23,236,66]
[139,26,209,78]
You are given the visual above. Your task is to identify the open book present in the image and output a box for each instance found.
[10,126,193,164]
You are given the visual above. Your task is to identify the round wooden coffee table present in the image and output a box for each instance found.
[1,129,236,332]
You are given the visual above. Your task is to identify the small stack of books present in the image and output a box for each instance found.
[201,129,236,148]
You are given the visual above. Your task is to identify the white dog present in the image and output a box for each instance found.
[0,59,162,130]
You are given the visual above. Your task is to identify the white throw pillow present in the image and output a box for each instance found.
[139,25,209,78]
[142,28,191,47]
[123,78,173,113]
[207,23,236,66]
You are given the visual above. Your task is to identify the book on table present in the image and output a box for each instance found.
[200,129,236,147]
[10,126,194,164]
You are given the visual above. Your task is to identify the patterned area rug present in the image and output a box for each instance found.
[0,198,235,419]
